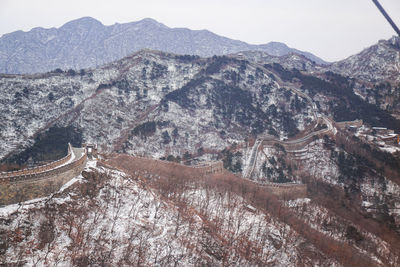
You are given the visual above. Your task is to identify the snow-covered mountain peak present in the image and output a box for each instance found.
[329,36,400,83]
[60,16,104,28]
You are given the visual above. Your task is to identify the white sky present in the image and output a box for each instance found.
[0,0,399,62]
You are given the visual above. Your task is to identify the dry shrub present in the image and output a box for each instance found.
[38,220,55,249]
[202,172,376,266]
[72,255,89,267]
[79,170,109,198]
[0,163,25,172]
[105,154,377,266]
[305,176,400,263]
[335,131,400,185]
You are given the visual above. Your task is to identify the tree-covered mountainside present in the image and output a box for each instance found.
[265,63,400,131]
[0,51,316,162]
[1,45,399,163]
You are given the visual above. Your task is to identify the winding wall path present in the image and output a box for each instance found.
[243,61,341,179]
[0,144,87,206]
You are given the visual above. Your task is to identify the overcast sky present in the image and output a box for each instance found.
[0,0,399,62]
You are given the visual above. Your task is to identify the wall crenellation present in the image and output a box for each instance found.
[119,155,225,176]
[0,144,306,207]
[100,155,306,199]
[0,145,87,206]
[0,144,73,179]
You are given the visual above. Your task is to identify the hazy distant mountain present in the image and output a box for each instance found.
[0,17,327,74]
[329,36,400,83]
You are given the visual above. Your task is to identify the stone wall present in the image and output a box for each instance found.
[242,177,308,200]
[193,161,224,175]
[103,155,225,177]
[262,139,313,152]
[335,119,363,129]
[260,183,308,199]
[0,148,87,206]
[101,155,305,199]
[0,144,73,178]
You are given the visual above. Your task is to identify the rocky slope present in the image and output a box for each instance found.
[0,50,317,162]
[2,151,399,266]
[329,36,400,116]
[238,37,400,118]
[0,17,327,74]
[235,50,321,72]
[0,161,341,266]
[329,36,400,83]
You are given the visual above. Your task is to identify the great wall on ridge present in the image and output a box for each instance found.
[1,141,309,206]
[0,144,87,206]
[99,154,308,200]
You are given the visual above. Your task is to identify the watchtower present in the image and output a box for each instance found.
[83,144,98,159]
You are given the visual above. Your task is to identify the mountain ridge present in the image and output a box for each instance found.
[0,16,327,74]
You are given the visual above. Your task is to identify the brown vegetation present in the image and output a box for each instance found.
[285,130,400,265]
[0,163,25,172]
[105,154,377,266]
[304,176,400,265]
[335,131,400,186]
